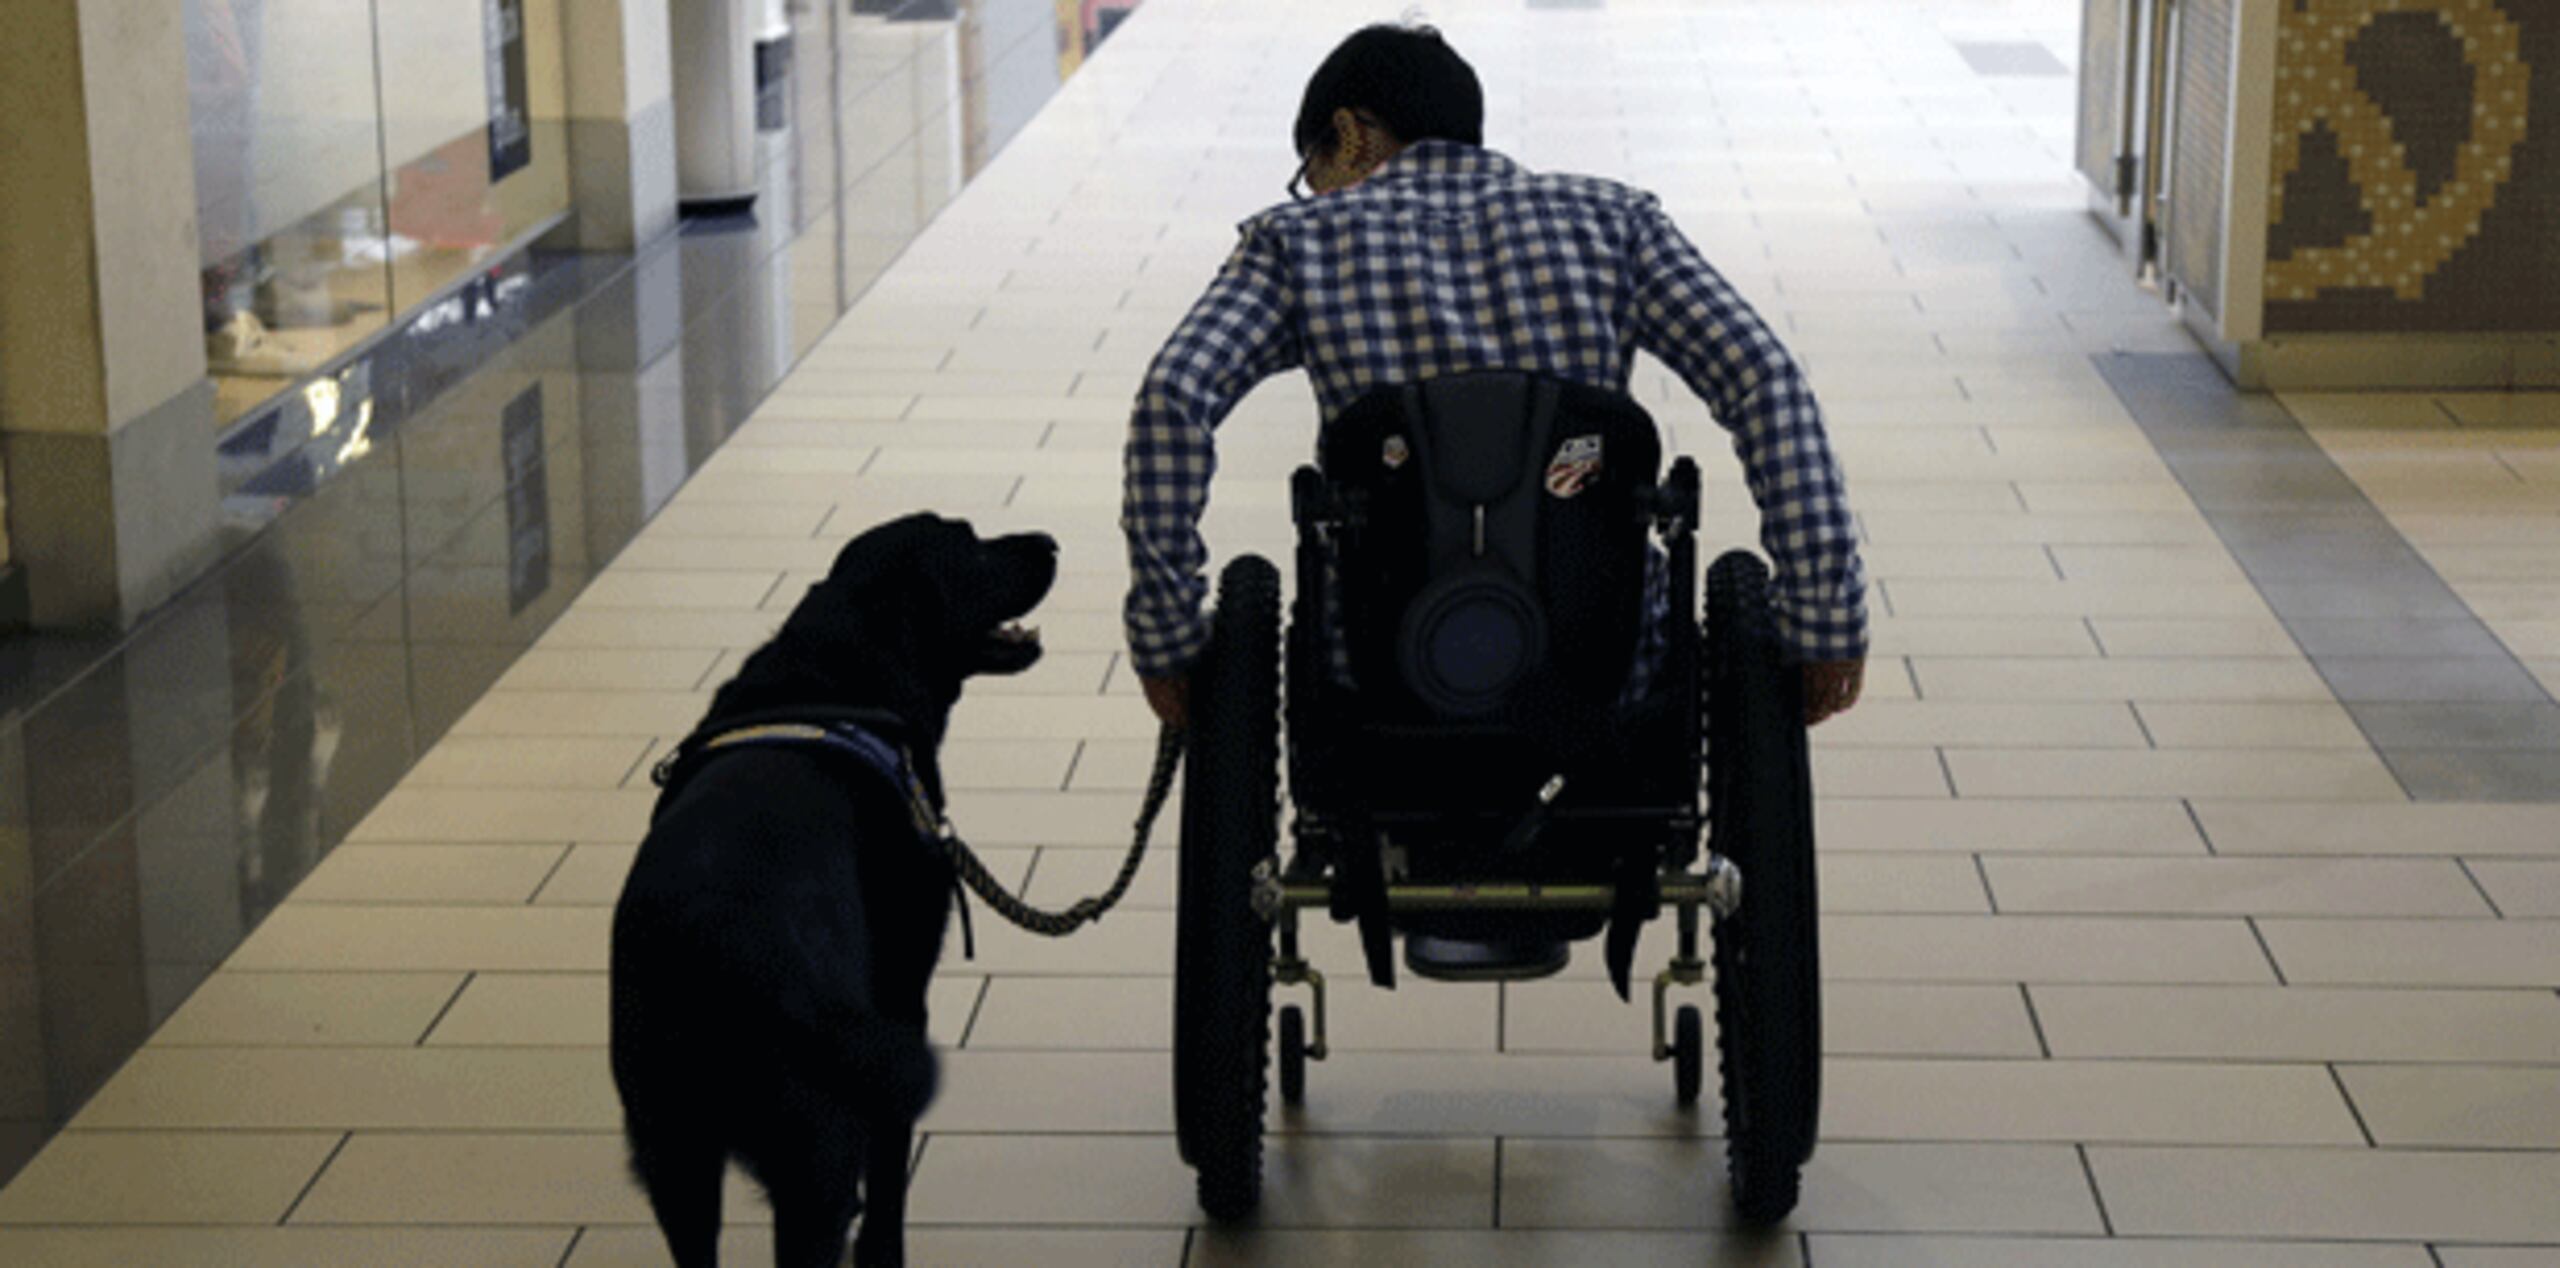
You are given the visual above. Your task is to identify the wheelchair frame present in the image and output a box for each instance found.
[1171,393,1822,1229]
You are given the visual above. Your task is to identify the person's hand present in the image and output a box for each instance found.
[1803,659,1864,727]
[1140,672,1191,731]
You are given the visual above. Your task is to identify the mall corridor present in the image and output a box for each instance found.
[4,0,2560,1264]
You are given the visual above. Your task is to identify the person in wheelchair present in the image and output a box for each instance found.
[1122,22,1869,981]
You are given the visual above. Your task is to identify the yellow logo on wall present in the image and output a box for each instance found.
[2269,0,2533,302]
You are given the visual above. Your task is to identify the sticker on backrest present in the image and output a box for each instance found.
[1545,434,1602,498]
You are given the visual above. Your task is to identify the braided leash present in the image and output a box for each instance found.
[938,724,1184,937]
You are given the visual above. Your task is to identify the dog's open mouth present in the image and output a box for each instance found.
[980,620,1044,674]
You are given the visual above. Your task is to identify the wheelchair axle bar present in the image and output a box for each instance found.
[1254,856,1741,919]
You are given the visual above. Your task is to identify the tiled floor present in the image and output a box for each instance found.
[5,0,2560,1263]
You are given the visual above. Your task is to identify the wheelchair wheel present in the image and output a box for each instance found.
[1277,1005,1308,1107]
[1174,554,1282,1222]
[1704,550,1821,1227]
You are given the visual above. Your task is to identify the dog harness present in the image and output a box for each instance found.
[651,714,1180,956]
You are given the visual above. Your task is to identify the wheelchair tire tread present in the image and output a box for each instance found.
[1174,555,1283,1222]
[1704,550,1820,1227]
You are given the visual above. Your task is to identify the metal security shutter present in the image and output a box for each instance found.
[2076,0,2130,205]
[2168,0,2236,323]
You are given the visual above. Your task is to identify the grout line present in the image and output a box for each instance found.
[1903,657,1923,701]
[1797,1230,1816,1267]
[909,1131,930,1176]
[2018,983,2053,1058]
[1017,847,1045,895]
[812,503,841,540]
[1005,474,1027,508]
[2083,615,2108,656]
[1061,740,1087,792]
[2043,543,2067,581]
[2329,1063,2379,1147]
[1935,747,1959,798]
[1497,984,1508,1054]
[615,740,660,791]
[2434,398,2464,426]
[954,975,995,1049]
[694,650,732,692]
[1872,578,1897,619]
[898,394,922,420]
[417,972,476,1046]
[1098,651,1123,696]
[555,1226,586,1268]
[1491,1136,1505,1228]
[2425,1245,2448,1268]
[756,571,793,610]
[1978,425,1998,455]
[2455,858,2506,918]
[1973,854,2000,913]
[2245,916,2289,985]
[1038,419,1059,449]
[2009,481,2031,511]
[857,446,885,477]
[1068,371,1086,398]
[2181,799,2217,856]
[531,841,582,902]
[2075,1143,2115,1236]
[1178,1227,1198,1268]
[935,347,956,371]
[2127,702,2157,750]
[278,1131,354,1225]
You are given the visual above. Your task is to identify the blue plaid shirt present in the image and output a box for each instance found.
[1122,140,1868,692]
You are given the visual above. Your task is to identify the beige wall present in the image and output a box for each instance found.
[1,0,220,626]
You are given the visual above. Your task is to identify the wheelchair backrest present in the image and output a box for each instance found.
[1318,372,1663,724]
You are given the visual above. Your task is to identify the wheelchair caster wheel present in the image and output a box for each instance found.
[1672,1004,1703,1107]
[1278,1005,1308,1106]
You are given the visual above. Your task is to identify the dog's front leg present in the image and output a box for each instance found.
[851,1120,914,1268]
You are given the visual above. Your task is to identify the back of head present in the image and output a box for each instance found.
[1294,23,1484,156]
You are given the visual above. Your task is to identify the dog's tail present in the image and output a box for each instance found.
[784,1004,940,1124]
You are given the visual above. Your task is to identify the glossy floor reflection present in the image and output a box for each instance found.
[0,0,1134,1188]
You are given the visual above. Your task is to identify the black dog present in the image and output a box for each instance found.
[611,514,1057,1268]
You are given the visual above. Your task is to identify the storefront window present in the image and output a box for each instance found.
[186,0,573,431]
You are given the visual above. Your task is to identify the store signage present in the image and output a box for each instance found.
[503,385,550,615]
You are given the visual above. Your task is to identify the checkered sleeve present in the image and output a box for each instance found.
[1623,201,1869,662]
[1122,223,1303,679]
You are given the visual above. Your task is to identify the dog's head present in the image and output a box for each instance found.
[820,513,1059,682]
[707,514,1059,743]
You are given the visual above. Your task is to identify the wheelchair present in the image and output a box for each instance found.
[1171,372,1822,1227]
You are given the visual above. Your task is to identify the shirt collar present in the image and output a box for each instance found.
[1364,139,1524,187]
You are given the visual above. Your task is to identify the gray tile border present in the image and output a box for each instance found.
[1953,41,2071,77]
[2319,658,2551,705]
[2386,750,2560,803]
[2093,353,2560,801]
[2281,620,2515,659]
[2348,702,2560,751]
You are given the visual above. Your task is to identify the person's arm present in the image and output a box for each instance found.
[1621,198,1870,679]
[1123,223,1303,716]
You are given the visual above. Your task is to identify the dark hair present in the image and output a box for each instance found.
[1292,24,1484,158]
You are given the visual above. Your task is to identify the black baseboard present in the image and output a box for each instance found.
[0,562,24,634]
